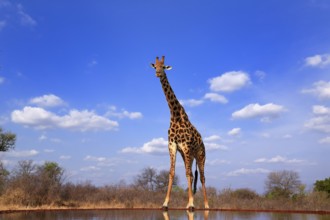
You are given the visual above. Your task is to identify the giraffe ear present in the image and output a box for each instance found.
[165,65,172,70]
[150,63,156,69]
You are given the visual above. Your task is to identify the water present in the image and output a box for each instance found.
[0,210,329,220]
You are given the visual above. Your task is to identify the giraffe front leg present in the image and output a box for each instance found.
[186,174,194,211]
[163,142,177,210]
[201,173,209,209]
[185,158,194,210]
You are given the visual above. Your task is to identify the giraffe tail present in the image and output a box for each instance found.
[193,160,198,194]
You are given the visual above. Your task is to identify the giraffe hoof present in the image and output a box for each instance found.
[162,206,169,211]
[188,206,195,212]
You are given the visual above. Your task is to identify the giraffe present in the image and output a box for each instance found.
[151,56,209,210]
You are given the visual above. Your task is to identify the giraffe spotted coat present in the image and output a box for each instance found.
[151,56,209,210]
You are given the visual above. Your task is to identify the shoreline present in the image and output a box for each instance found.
[1,207,330,215]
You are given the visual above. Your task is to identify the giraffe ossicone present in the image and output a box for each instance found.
[151,56,209,210]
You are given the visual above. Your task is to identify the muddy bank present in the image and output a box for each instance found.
[1,207,330,215]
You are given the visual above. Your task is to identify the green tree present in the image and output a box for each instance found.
[231,188,259,200]
[36,162,65,204]
[314,177,330,196]
[265,170,302,198]
[38,162,64,185]
[0,127,16,151]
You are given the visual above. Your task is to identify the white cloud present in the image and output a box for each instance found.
[38,134,47,141]
[80,166,101,172]
[120,134,228,154]
[105,106,143,119]
[29,94,65,107]
[305,54,330,67]
[204,134,228,151]
[227,168,270,176]
[203,93,228,104]
[313,105,330,115]
[305,115,330,133]
[60,155,71,160]
[208,71,251,92]
[84,155,107,162]
[115,110,143,119]
[254,155,304,163]
[50,138,61,143]
[121,137,168,155]
[302,81,330,99]
[283,134,292,139]
[11,106,119,131]
[254,70,266,81]
[228,128,241,136]
[180,93,228,107]
[0,76,5,84]
[319,136,330,144]
[88,59,98,67]
[305,105,330,133]
[39,135,61,143]
[0,2,37,29]
[205,142,228,151]
[0,0,11,8]
[84,156,136,167]
[204,135,221,142]
[232,103,286,121]
[17,3,37,27]
[0,149,39,157]
[261,132,270,138]
[206,159,230,166]
[180,99,204,107]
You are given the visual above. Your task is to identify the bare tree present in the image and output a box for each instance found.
[6,160,38,206]
[134,167,180,192]
[265,170,302,198]
[13,160,36,177]
[0,162,9,194]
[134,167,157,191]
[155,169,179,192]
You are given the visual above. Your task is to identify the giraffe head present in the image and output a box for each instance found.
[151,56,172,77]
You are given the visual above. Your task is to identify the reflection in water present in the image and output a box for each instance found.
[163,210,209,220]
[0,210,329,220]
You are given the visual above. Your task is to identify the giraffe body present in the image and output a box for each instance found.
[151,56,209,210]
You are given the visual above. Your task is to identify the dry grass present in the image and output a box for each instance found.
[1,187,329,213]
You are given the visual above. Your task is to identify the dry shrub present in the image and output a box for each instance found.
[2,188,27,206]
[303,191,330,211]
[1,161,330,211]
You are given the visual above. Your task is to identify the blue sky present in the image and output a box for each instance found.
[1,0,330,193]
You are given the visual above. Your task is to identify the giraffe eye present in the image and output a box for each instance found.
[163,66,166,69]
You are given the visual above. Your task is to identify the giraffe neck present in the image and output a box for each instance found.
[160,74,188,122]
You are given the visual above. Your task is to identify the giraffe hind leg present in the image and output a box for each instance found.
[197,156,209,209]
